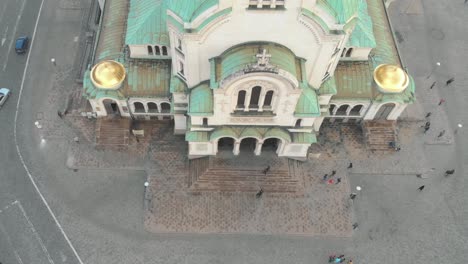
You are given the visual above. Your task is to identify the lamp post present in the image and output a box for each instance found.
[426,62,440,79]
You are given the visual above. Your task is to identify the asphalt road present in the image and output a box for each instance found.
[0,0,82,263]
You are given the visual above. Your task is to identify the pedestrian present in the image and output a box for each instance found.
[323,174,329,180]
[352,223,358,229]
[348,260,353,264]
[329,255,336,263]
[437,130,446,138]
[423,121,430,129]
[418,185,425,191]
[438,98,445,105]
[255,188,264,198]
[335,178,342,184]
[446,77,455,86]
[348,162,353,169]
[388,141,396,148]
[263,165,270,175]
[350,193,357,199]
[424,126,430,133]
[57,111,63,118]
[445,169,455,176]
[425,112,431,118]
[430,81,436,89]
[331,170,336,176]
[416,174,422,178]
[395,147,401,151]
[340,258,346,263]
[327,179,335,185]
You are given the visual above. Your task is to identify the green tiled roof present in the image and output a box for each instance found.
[347,0,376,48]
[366,0,400,66]
[318,76,338,95]
[125,0,170,45]
[170,76,188,93]
[265,128,291,142]
[122,61,171,97]
[168,0,218,22]
[292,132,317,144]
[316,0,376,48]
[334,62,375,99]
[210,127,238,141]
[95,0,128,61]
[295,86,321,117]
[215,42,301,83]
[185,131,209,142]
[189,82,213,115]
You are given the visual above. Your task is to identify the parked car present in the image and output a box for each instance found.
[15,36,28,54]
[0,88,11,107]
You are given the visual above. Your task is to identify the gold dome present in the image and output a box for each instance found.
[373,64,409,93]
[90,60,126,89]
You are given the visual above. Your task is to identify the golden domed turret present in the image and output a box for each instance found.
[90,60,126,89]
[373,64,409,93]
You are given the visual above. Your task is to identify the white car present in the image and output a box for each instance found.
[0,88,11,108]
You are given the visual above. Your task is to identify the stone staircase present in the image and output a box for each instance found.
[362,120,398,151]
[95,118,131,146]
[189,158,303,193]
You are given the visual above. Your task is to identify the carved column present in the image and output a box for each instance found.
[254,141,263,156]
[233,141,240,155]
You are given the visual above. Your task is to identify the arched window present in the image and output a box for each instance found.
[202,118,208,126]
[160,102,171,113]
[147,45,153,55]
[336,105,349,115]
[237,90,246,109]
[249,86,261,109]
[329,104,336,115]
[295,119,302,127]
[162,46,168,56]
[134,102,145,113]
[349,105,363,116]
[263,91,274,108]
[148,102,158,113]
[346,48,353,57]
[155,46,161,55]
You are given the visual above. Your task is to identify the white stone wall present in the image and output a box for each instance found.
[90,97,130,117]
[208,73,303,127]
[168,0,345,89]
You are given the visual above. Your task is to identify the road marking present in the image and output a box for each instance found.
[15,201,56,264]
[2,26,8,46]
[13,0,85,263]
[3,0,26,71]
[0,212,25,264]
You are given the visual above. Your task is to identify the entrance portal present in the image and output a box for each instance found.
[239,138,257,153]
[102,99,120,116]
[262,138,280,154]
[217,137,235,152]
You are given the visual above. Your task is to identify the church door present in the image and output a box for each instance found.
[374,103,395,120]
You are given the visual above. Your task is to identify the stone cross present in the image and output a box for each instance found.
[256,49,271,66]
[216,98,230,112]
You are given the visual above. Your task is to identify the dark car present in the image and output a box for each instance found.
[15,36,28,54]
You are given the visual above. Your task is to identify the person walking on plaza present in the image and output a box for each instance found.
[348,162,353,169]
[323,174,329,181]
[256,188,263,198]
[335,178,342,184]
[331,170,337,176]
[446,77,454,86]
[445,169,455,176]
[263,165,270,175]
[438,98,445,105]
[425,112,431,118]
[418,185,425,191]
[350,193,357,200]
[430,81,436,89]
[438,130,446,138]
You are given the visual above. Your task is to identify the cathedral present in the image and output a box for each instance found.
[83,0,415,160]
